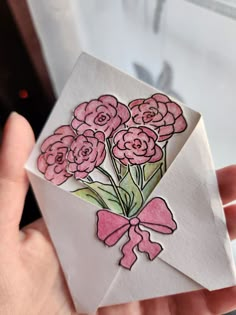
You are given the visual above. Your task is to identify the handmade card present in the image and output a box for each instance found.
[25,53,236,314]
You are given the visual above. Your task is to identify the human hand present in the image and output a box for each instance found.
[0,112,236,315]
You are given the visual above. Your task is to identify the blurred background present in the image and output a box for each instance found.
[0,1,236,313]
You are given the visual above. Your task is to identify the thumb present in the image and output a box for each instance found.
[0,112,35,239]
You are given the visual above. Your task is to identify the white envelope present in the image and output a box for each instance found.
[25,53,236,314]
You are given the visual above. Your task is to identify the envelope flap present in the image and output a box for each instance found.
[99,118,236,307]
[27,171,121,313]
[149,117,236,290]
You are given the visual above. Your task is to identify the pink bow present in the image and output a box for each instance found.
[97,197,177,270]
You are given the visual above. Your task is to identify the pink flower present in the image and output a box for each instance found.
[37,125,75,185]
[112,126,163,166]
[67,130,106,179]
[71,95,131,138]
[128,93,187,141]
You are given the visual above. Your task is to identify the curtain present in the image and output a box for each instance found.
[27,0,236,169]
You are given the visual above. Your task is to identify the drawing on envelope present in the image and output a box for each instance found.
[37,93,186,270]
[25,53,236,313]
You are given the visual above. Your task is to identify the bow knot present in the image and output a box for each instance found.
[97,197,177,270]
[129,218,140,226]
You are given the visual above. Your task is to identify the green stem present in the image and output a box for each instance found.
[137,165,143,189]
[106,139,122,182]
[97,166,127,216]
[162,141,168,173]
[87,175,93,182]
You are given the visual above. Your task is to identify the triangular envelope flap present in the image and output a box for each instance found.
[26,171,121,314]
[100,118,236,307]
[100,252,202,307]
[148,117,236,290]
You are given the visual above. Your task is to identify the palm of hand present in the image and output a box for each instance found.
[0,113,235,315]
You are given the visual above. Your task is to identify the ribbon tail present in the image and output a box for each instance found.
[136,226,163,260]
[119,226,142,270]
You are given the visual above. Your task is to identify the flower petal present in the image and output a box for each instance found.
[51,172,70,185]
[113,146,125,159]
[96,148,106,166]
[117,103,131,124]
[54,125,75,137]
[149,145,163,162]
[128,99,145,109]
[163,112,175,125]
[46,154,56,165]
[99,95,118,107]
[158,125,174,137]
[75,171,89,179]
[158,125,174,141]
[67,150,75,162]
[74,102,88,118]
[95,131,105,142]
[113,130,127,144]
[120,158,129,165]
[71,118,83,130]
[157,102,168,117]
[83,129,95,137]
[37,155,47,173]
[68,162,77,172]
[158,134,172,142]
[166,102,182,118]
[129,155,150,165]
[139,126,158,141]
[40,134,61,152]
[174,115,187,133]
[152,93,170,103]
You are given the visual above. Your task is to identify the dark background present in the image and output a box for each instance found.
[0,1,55,227]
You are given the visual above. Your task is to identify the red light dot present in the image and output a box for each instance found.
[19,89,29,99]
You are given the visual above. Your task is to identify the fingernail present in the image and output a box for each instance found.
[8,111,20,119]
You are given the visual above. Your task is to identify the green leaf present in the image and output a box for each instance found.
[142,165,163,201]
[143,160,163,181]
[120,163,128,178]
[129,165,140,186]
[83,181,130,215]
[143,142,168,182]
[120,170,143,217]
[73,187,106,208]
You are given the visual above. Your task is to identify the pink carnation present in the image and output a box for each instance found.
[128,93,187,141]
[112,126,163,166]
[71,95,131,138]
[67,130,106,179]
[37,126,75,185]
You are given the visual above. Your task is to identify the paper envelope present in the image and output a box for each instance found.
[25,53,236,314]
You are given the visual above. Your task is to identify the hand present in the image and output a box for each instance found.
[0,113,235,315]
